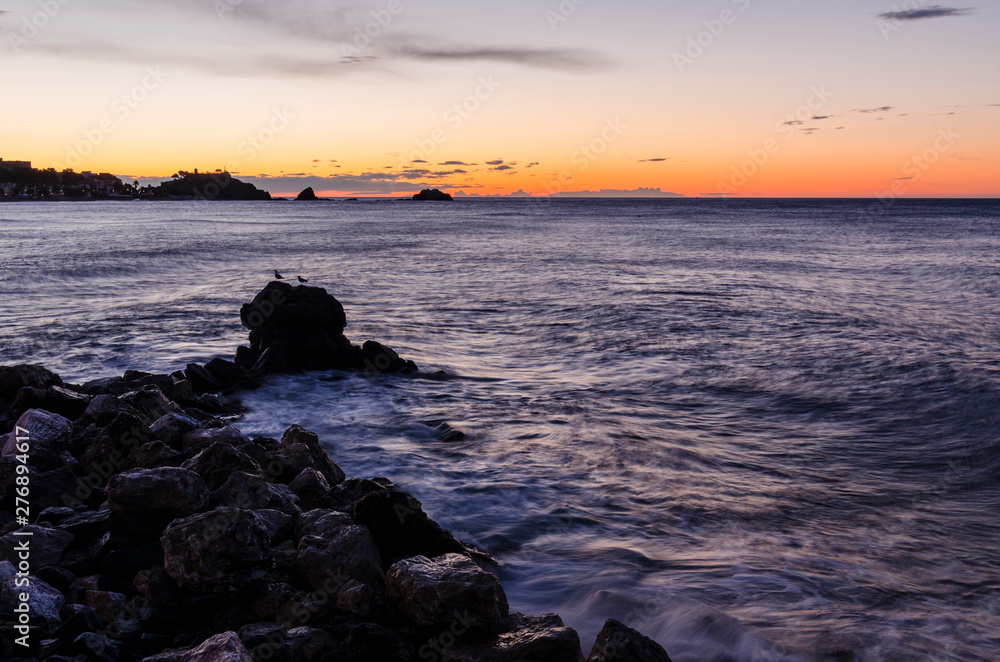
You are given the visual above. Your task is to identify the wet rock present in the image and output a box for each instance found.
[204,358,252,390]
[143,631,255,662]
[352,483,466,564]
[211,471,299,513]
[184,363,222,394]
[80,413,156,479]
[120,385,183,423]
[327,477,389,512]
[284,626,335,662]
[272,425,345,486]
[180,426,250,454]
[37,506,76,525]
[2,575,64,634]
[336,578,382,617]
[0,365,63,404]
[106,468,209,518]
[124,440,183,470]
[296,524,383,590]
[150,413,201,450]
[585,619,673,662]
[386,553,508,633]
[161,508,272,591]
[34,565,75,593]
[182,443,262,490]
[5,385,91,422]
[249,582,295,622]
[74,632,120,662]
[360,340,417,374]
[251,509,294,542]
[133,566,180,607]
[53,604,107,643]
[0,525,75,568]
[1,409,73,471]
[237,622,286,649]
[287,468,330,510]
[294,509,352,541]
[56,508,112,540]
[84,589,130,622]
[84,394,143,426]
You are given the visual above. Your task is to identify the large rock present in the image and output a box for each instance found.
[1,575,64,634]
[142,631,255,662]
[272,425,345,486]
[106,468,209,518]
[585,619,673,662]
[386,554,508,633]
[180,426,250,453]
[161,508,272,591]
[442,613,583,662]
[1,409,73,471]
[84,394,143,426]
[211,471,299,513]
[352,483,466,564]
[5,385,90,422]
[181,442,262,490]
[0,525,75,569]
[0,365,63,400]
[79,412,156,479]
[296,187,319,201]
[149,412,200,449]
[296,525,383,590]
[412,188,454,201]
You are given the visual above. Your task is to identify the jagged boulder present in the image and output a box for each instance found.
[161,508,272,591]
[585,619,673,662]
[386,554,508,634]
[296,187,319,201]
[105,467,209,518]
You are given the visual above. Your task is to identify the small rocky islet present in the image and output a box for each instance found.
[0,282,673,662]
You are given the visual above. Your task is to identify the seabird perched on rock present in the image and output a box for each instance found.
[297,276,308,283]
[274,270,284,280]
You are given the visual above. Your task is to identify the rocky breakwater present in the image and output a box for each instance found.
[0,285,677,662]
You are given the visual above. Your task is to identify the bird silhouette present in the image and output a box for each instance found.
[274,270,284,280]
[297,276,308,283]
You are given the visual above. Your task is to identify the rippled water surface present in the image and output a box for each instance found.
[2,199,999,661]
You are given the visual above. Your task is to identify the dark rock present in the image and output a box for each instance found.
[585,619,673,662]
[251,509,294,543]
[327,477,390,512]
[336,578,382,618]
[238,281,365,374]
[342,622,414,662]
[34,565,75,593]
[143,631,255,662]
[211,471,299,513]
[184,363,221,394]
[385,553,508,634]
[53,604,107,643]
[84,589,131,622]
[102,541,165,572]
[5,385,91,422]
[37,506,76,525]
[284,626,334,662]
[294,509,352,541]
[2,575,64,634]
[6,465,81,512]
[205,358,252,390]
[413,188,454,201]
[161,508,272,591]
[249,582,295,622]
[84,394,142,426]
[360,340,416,375]
[124,440,183,470]
[237,622,286,649]
[74,632,120,662]
[133,566,180,607]
[182,443,261,490]
[287,468,331,510]
[120,385,182,422]
[0,525,75,568]
[296,524,383,590]
[0,365,63,401]
[180,426,250,454]
[423,419,468,442]
[352,483,466,564]
[150,412,201,449]
[272,425,345,487]
[296,187,319,201]
[56,508,112,540]
[80,413,156,480]
[1,409,73,471]
[106,468,209,518]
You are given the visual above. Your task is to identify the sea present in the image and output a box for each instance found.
[1,198,998,661]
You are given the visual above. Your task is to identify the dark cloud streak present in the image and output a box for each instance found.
[877,5,974,21]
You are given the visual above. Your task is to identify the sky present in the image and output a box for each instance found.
[2,0,997,197]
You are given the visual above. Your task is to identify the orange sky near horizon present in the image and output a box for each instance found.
[3,0,997,198]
